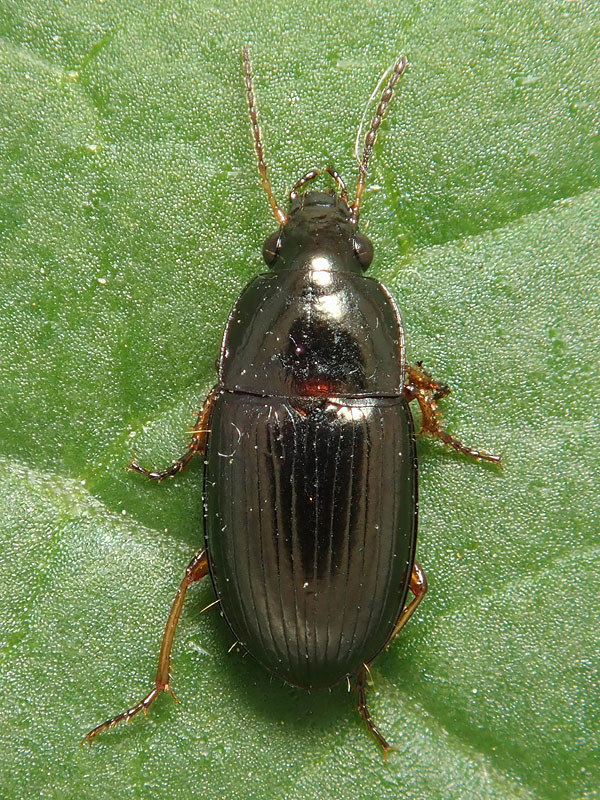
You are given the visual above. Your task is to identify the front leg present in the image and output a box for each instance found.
[129,387,219,480]
[404,363,501,464]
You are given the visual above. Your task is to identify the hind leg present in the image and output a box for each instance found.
[356,664,396,758]
[389,560,428,640]
[356,561,428,757]
[83,548,210,743]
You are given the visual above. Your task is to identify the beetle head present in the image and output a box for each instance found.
[262,191,373,274]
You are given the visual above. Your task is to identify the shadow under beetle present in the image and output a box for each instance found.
[84,47,501,755]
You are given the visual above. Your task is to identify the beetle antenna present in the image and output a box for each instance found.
[353,65,394,170]
[351,54,408,224]
[242,47,289,227]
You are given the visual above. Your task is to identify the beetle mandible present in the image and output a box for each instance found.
[84,47,501,754]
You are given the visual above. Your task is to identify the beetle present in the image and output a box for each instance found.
[83,48,500,754]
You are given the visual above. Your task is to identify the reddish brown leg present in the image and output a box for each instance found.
[82,549,210,744]
[356,562,427,757]
[404,363,501,463]
[357,665,396,759]
[129,387,218,481]
[389,560,428,641]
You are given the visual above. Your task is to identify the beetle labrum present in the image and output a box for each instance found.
[84,48,500,754]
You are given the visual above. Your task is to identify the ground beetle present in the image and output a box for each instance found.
[84,48,500,754]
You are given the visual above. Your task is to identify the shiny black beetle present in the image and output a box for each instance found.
[84,48,500,754]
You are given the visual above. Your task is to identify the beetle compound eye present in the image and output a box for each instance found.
[353,234,374,270]
[262,231,282,266]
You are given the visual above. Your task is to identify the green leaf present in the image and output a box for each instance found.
[0,2,598,799]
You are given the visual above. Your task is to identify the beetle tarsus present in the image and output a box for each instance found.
[128,458,184,481]
[82,683,173,745]
[356,665,396,757]
[83,548,210,743]
[404,363,501,464]
[127,389,218,481]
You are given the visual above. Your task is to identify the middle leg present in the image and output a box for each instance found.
[404,363,501,463]
[356,561,428,756]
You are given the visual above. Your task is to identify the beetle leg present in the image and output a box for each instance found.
[389,560,428,641]
[129,387,218,480]
[404,363,501,463]
[356,665,396,758]
[356,562,427,756]
[355,563,427,756]
[82,548,210,744]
